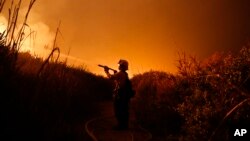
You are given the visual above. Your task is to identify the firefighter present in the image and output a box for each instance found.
[104,59,130,130]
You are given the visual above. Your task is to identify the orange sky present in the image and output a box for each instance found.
[1,0,250,77]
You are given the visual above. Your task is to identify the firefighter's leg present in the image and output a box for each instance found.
[119,101,129,129]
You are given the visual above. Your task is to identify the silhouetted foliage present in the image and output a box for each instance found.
[131,71,183,137]
[0,1,113,141]
[131,44,250,140]
[176,46,250,141]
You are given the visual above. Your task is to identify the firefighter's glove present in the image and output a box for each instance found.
[104,66,109,72]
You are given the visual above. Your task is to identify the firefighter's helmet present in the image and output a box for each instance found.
[118,59,128,71]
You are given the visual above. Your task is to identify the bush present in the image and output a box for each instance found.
[132,71,183,136]
[131,45,250,140]
[176,46,250,140]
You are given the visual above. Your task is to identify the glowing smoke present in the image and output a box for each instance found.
[0,5,55,59]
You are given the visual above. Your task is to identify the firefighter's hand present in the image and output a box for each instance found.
[104,66,109,72]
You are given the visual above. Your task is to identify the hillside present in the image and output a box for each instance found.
[1,46,114,140]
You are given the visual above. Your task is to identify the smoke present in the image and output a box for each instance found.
[20,20,55,57]
[0,1,55,59]
[2,0,250,75]
[0,14,7,33]
[0,0,91,72]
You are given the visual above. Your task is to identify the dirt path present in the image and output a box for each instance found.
[85,101,152,141]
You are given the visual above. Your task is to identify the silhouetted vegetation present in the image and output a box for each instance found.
[1,51,113,141]
[0,1,113,141]
[176,46,250,141]
[131,45,250,140]
[131,71,183,137]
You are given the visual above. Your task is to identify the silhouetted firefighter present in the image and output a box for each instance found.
[99,59,135,130]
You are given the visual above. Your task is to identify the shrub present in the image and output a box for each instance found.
[176,46,250,140]
[131,45,250,140]
[132,71,183,136]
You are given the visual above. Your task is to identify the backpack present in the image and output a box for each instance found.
[125,78,135,99]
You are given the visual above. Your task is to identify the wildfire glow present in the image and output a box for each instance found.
[21,22,54,54]
[2,0,250,77]
[0,14,7,34]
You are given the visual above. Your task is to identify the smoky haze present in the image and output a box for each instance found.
[1,0,250,76]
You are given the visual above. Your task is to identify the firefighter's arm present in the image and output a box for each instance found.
[104,68,112,78]
[104,67,117,79]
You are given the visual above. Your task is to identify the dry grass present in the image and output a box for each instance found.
[1,1,113,140]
